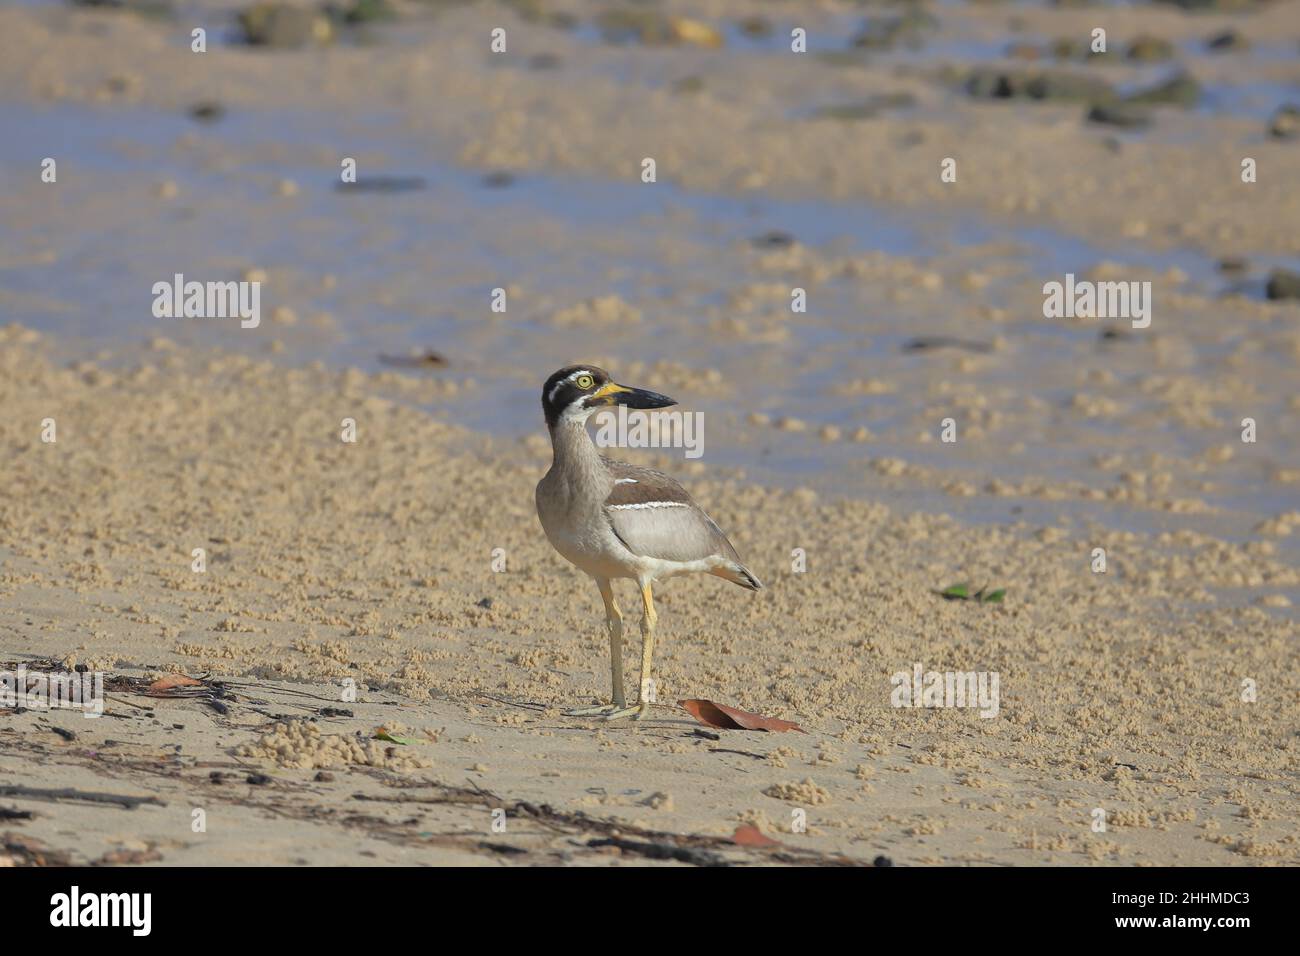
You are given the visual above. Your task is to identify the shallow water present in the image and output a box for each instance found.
[1,94,1296,557]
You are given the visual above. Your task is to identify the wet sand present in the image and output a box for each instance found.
[1,0,1298,865]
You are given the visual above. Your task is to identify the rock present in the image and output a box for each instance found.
[239,3,333,48]
[736,16,772,39]
[70,0,173,11]
[501,0,574,29]
[752,231,795,248]
[965,67,1114,103]
[1126,35,1174,62]
[1088,103,1152,129]
[188,101,224,123]
[1153,0,1256,10]
[595,10,722,48]
[104,75,138,95]
[336,175,427,193]
[1206,30,1249,53]
[1265,268,1300,300]
[335,0,395,25]
[1125,71,1200,108]
[851,10,938,51]
[1268,104,1300,140]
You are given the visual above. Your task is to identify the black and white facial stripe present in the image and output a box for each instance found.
[541,364,611,429]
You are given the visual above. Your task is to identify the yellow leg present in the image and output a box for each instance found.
[602,579,626,707]
[636,581,656,717]
[565,578,627,716]
[599,581,655,721]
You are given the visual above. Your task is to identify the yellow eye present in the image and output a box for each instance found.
[576,374,594,390]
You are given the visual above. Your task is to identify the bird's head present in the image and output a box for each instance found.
[541,365,676,430]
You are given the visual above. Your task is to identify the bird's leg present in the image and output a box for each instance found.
[565,578,627,716]
[635,581,656,719]
[600,580,655,721]
[602,579,626,707]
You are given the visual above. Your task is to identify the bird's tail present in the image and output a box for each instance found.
[712,560,764,591]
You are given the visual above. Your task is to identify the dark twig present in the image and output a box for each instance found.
[588,837,728,867]
[0,785,165,810]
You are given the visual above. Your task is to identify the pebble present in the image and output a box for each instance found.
[1265,268,1300,300]
[1268,105,1300,140]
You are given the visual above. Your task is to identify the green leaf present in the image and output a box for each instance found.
[934,583,1006,604]
[372,727,421,746]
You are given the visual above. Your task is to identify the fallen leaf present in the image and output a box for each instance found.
[935,583,1007,603]
[730,824,781,847]
[678,699,808,733]
[372,726,422,745]
[146,674,203,693]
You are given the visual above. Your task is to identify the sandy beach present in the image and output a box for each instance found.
[2,325,1296,866]
[1,0,1298,867]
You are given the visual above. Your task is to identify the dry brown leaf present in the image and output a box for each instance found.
[146,674,203,694]
[731,824,781,848]
[678,699,808,733]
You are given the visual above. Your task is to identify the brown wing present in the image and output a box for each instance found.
[601,457,741,564]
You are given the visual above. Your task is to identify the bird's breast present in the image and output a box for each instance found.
[536,473,618,572]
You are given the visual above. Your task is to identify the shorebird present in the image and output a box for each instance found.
[535,365,763,720]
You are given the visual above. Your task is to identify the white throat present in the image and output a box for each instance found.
[557,401,598,428]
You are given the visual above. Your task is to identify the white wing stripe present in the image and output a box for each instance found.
[608,501,690,510]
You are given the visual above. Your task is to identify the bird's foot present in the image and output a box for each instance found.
[599,701,650,721]
[564,702,627,717]
[564,701,650,720]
